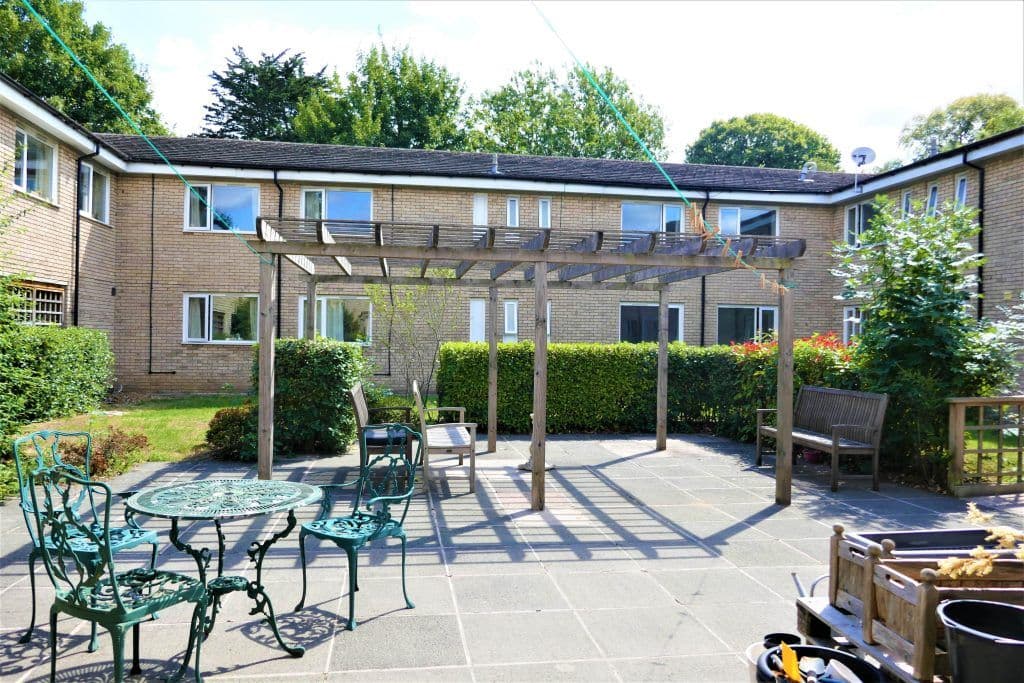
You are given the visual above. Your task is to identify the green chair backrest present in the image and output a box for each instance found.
[27,466,128,613]
[353,423,422,526]
[13,431,97,549]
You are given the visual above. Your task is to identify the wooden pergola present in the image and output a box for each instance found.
[249,218,806,509]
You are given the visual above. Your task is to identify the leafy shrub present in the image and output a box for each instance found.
[59,428,150,477]
[206,405,258,460]
[0,325,113,434]
[437,336,855,438]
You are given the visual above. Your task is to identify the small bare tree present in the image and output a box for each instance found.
[365,269,465,398]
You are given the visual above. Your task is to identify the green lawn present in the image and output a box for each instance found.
[24,394,246,462]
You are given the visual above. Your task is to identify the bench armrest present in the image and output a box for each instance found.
[428,406,466,422]
[756,408,777,428]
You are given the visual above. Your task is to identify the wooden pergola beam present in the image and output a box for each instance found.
[316,220,353,275]
[255,219,316,275]
[487,285,498,452]
[524,231,603,281]
[310,274,669,291]
[374,223,389,278]
[454,228,495,278]
[531,262,548,511]
[775,268,795,505]
[257,256,278,480]
[656,287,669,450]
[557,232,657,281]
[419,224,440,277]
[491,229,550,280]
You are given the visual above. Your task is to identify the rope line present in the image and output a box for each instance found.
[20,0,270,264]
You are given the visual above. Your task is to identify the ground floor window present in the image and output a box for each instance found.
[298,296,371,343]
[843,306,864,343]
[619,303,682,343]
[12,282,64,325]
[717,305,776,344]
[503,300,518,342]
[184,294,258,343]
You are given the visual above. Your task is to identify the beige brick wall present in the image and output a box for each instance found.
[0,107,117,333]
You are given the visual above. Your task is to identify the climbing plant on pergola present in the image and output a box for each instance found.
[250,217,806,509]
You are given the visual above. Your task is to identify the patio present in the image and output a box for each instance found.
[2,435,1021,682]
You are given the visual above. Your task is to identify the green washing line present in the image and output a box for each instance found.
[20,0,271,264]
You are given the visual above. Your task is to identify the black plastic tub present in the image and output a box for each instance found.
[845,527,1019,558]
[937,600,1024,683]
[755,644,881,682]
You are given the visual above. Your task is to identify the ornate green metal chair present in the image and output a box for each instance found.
[294,423,422,629]
[13,430,160,651]
[27,465,208,682]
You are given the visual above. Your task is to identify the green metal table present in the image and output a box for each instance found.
[126,478,322,657]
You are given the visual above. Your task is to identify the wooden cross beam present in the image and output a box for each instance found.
[491,229,550,280]
[256,219,316,275]
[591,235,703,282]
[455,228,495,278]
[558,232,656,281]
[524,231,603,281]
[374,223,389,278]
[316,220,353,275]
[419,224,440,278]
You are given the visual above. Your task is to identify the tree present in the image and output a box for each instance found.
[292,44,465,149]
[832,198,1022,485]
[899,94,1024,160]
[468,64,666,160]
[200,47,328,141]
[365,270,465,398]
[685,113,841,171]
[0,0,166,134]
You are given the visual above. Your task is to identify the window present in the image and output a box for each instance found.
[302,188,372,234]
[503,300,518,342]
[622,203,683,233]
[719,206,777,237]
[538,198,551,229]
[902,191,912,217]
[12,283,63,325]
[926,184,939,216]
[843,306,864,343]
[506,197,519,227]
[619,303,683,343]
[13,128,56,201]
[469,299,486,342]
[297,296,371,343]
[78,162,109,223]
[184,294,258,343]
[955,175,968,207]
[185,184,259,233]
[717,305,777,344]
[845,202,878,245]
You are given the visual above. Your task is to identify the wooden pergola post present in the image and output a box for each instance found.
[656,287,669,450]
[487,285,498,452]
[257,255,278,480]
[531,263,548,510]
[304,277,317,339]
[775,268,794,505]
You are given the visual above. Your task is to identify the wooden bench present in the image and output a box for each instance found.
[413,380,477,493]
[757,385,889,491]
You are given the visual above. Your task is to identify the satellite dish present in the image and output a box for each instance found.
[851,147,876,167]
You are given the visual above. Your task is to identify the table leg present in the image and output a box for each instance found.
[245,508,304,657]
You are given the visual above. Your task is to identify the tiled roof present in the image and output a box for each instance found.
[95,133,862,194]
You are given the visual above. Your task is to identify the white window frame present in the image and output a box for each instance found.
[13,126,58,203]
[718,206,779,237]
[538,198,551,229]
[506,196,519,227]
[78,161,110,224]
[183,183,260,233]
[901,190,913,217]
[954,174,968,207]
[926,184,939,216]
[621,201,686,233]
[297,295,372,344]
[716,304,778,344]
[842,306,863,344]
[845,201,877,246]
[617,302,684,342]
[299,187,374,221]
[503,300,518,341]
[182,293,259,345]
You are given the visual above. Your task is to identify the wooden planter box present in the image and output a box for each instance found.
[863,556,1024,681]
[828,524,1018,619]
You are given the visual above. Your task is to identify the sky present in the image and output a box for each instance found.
[81,0,1024,171]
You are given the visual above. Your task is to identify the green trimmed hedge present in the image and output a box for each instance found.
[437,338,857,441]
[207,338,369,460]
[0,325,113,434]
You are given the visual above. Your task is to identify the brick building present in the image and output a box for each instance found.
[1,72,1021,393]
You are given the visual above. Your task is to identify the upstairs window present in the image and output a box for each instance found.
[186,184,259,233]
[955,175,968,207]
[184,294,258,343]
[717,305,776,344]
[902,191,912,216]
[622,203,683,233]
[619,303,682,343]
[538,198,551,228]
[845,202,878,245]
[720,207,777,236]
[926,184,939,216]
[302,188,372,235]
[13,128,56,202]
[298,296,371,344]
[12,282,63,326]
[506,197,519,227]
[78,162,110,223]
